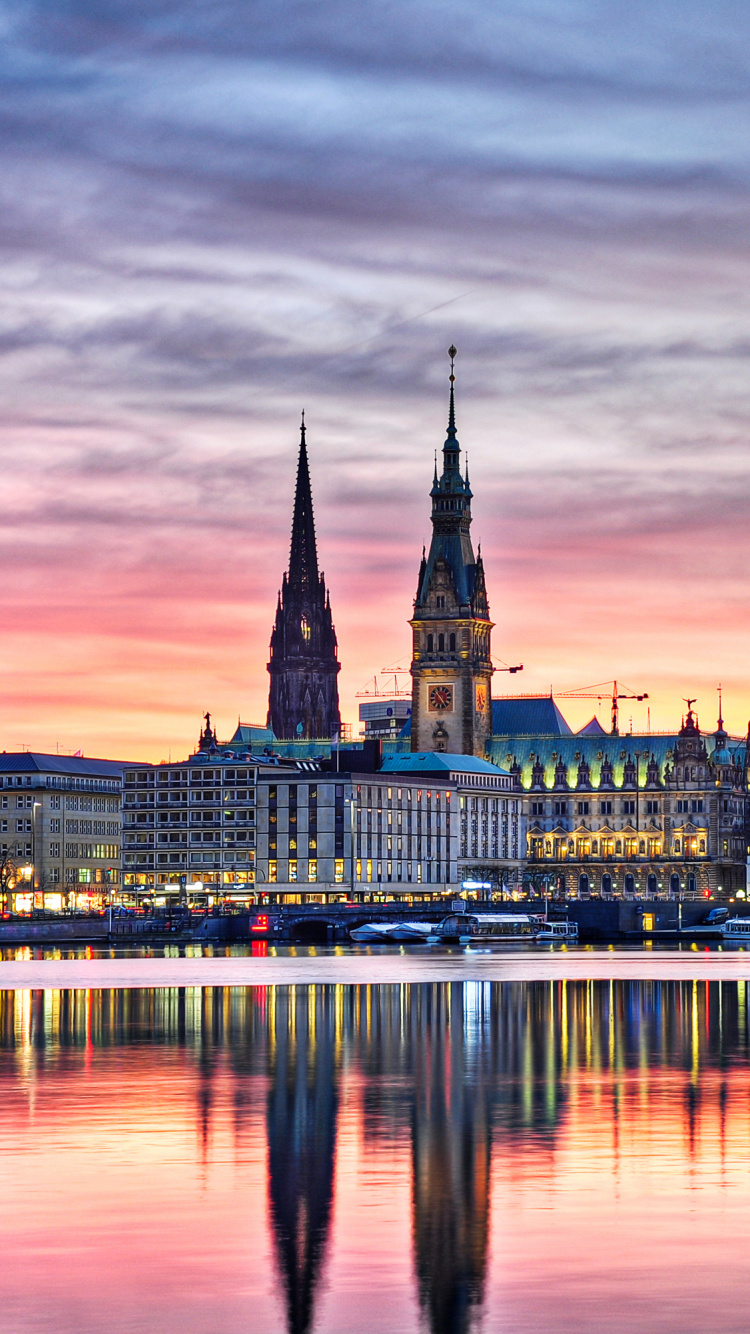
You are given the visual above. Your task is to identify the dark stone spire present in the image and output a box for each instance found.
[288,412,319,592]
[267,417,341,740]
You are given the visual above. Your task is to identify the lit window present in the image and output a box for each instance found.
[268,860,277,883]
[308,860,317,882]
[335,860,345,883]
[289,860,297,882]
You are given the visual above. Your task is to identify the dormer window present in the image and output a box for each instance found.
[436,595,445,609]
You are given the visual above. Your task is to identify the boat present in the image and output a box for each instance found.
[721,917,750,940]
[535,919,579,942]
[436,912,537,944]
[349,920,437,944]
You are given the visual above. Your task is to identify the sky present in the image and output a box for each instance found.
[2,0,750,760]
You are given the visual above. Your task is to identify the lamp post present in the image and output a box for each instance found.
[31,800,41,905]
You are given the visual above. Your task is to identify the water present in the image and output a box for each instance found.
[0,977,749,1333]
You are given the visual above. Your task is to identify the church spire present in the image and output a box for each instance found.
[267,416,341,741]
[288,411,319,591]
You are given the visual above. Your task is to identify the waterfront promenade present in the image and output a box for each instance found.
[1,947,750,989]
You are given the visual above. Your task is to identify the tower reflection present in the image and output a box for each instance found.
[267,986,340,1334]
[410,983,491,1334]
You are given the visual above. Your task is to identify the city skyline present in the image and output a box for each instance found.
[3,1,750,762]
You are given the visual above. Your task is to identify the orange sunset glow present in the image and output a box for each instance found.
[2,5,749,761]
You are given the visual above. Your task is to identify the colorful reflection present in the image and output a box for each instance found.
[0,980,749,1333]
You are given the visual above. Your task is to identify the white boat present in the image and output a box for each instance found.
[437,913,537,943]
[535,920,579,942]
[350,920,437,944]
[721,917,750,939]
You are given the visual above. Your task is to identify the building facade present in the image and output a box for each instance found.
[410,349,493,758]
[0,753,122,911]
[122,751,261,905]
[485,702,748,898]
[267,416,341,740]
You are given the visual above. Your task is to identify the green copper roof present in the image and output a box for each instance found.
[381,752,510,776]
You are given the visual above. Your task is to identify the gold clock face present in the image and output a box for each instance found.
[475,684,487,713]
[428,684,453,712]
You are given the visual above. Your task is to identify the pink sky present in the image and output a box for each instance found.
[2,2,749,761]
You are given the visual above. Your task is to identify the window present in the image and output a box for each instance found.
[288,860,297,882]
[449,633,456,652]
[308,860,318,882]
[268,861,277,883]
[334,860,345,883]
[438,633,445,652]
[436,595,445,609]
[623,800,635,816]
[645,800,659,815]
[691,799,703,814]
[600,801,612,816]
[553,801,567,816]
[577,801,589,816]
[427,634,433,652]
[530,801,544,817]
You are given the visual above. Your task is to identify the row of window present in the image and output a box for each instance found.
[63,844,119,859]
[126,769,253,786]
[531,799,684,817]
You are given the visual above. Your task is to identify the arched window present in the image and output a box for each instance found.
[647,873,657,896]
[438,633,445,652]
[624,873,635,896]
[449,632,456,652]
[670,873,680,895]
[578,874,590,897]
[601,873,612,896]
[427,634,433,652]
[687,873,696,893]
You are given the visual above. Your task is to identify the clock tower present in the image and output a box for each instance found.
[410,348,494,757]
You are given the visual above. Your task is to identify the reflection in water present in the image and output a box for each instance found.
[267,987,339,1334]
[0,979,749,1332]
[411,984,490,1334]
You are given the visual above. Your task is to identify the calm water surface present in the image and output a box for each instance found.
[1,979,749,1333]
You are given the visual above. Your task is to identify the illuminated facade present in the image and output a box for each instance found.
[488,703,748,897]
[0,752,122,911]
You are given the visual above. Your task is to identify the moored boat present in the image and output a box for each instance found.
[436,912,537,944]
[721,917,750,940]
[535,919,579,942]
[350,920,437,944]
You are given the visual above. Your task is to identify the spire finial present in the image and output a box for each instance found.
[718,682,724,731]
[447,345,457,438]
[300,408,306,438]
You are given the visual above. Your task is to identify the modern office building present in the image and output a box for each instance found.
[0,753,123,911]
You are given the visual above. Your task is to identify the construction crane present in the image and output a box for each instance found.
[356,667,412,699]
[492,657,524,674]
[555,680,649,736]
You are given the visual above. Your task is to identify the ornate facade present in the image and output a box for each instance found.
[486,703,748,898]
[268,417,341,740]
[410,349,494,758]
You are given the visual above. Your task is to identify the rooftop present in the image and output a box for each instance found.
[381,752,510,777]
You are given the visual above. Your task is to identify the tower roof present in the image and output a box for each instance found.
[288,413,319,591]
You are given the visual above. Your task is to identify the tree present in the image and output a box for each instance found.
[0,850,19,913]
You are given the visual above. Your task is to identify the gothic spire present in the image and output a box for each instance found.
[288,411,319,591]
[442,344,461,474]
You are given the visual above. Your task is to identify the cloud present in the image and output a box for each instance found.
[0,0,748,754]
